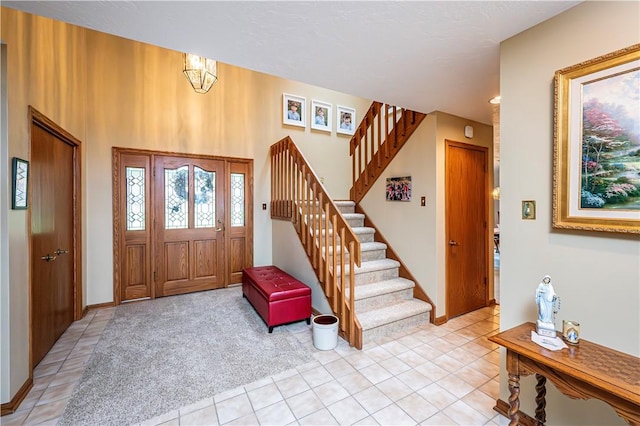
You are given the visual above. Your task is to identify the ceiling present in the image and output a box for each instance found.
[4,1,581,125]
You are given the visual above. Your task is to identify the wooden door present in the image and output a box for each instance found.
[30,110,80,367]
[154,156,226,297]
[445,141,488,318]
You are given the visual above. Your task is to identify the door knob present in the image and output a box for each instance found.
[55,248,69,255]
[215,219,224,232]
[41,254,57,262]
[448,240,459,246]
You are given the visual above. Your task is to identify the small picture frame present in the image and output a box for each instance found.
[12,157,29,210]
[336,105,356,135]
[283,93,306,128]
[386,176,412,201]
[310,100,332,132]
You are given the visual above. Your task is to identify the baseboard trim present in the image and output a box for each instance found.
[494,398,537,426]
[86,301,116,311]
[434,315,447,325]
[1,377,33,416]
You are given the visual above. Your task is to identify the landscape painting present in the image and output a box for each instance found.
[579,68,640,210]
[553,44,640,234]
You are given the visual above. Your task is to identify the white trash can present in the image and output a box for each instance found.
[312,314,339,350]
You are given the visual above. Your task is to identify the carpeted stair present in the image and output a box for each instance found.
[334,200,432,347]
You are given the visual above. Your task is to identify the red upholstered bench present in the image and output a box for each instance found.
[242,266,312,333]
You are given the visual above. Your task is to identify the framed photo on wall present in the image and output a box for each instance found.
[553,43,640,234]
[12,157,29,209]
[283,93,306,128]
[311,100,332,132]
[386,176,412,201]
[336,105,356,136]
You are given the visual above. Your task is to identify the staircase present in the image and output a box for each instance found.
[336,200,432,346]
[271,101,433,349]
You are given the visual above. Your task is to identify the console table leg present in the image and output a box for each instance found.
[535,373,547,425]
[508,373,520,426]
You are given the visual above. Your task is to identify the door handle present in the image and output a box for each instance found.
[215,219,224,232]
[41,254,57,262]
[448,240,459,246]
[55,248,69,255]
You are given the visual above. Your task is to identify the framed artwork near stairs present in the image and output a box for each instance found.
[311,99,332,132]
[283,93,306,128]
[337,105,356,135]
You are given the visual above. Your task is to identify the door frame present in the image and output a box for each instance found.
[112,147,253,304]
[28,106,83,368]
[444,139,492,320]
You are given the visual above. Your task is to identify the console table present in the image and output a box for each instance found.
[489,322,640,425]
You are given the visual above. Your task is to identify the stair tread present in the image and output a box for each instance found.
[358,300,431,331]
[325,241,386,254]
[342,213,365,220]
[360,242,387,251]
[353,258,400,273]
[352,227,375,235]
[353,277,414,300]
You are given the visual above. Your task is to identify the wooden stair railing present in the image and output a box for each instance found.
[271,136,363,349]
[350,102,427,204]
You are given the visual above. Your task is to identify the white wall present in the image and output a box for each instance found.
[1,42,10,402]
[360,112,494,318]
[272,220,332,314]
[500,2,640,424]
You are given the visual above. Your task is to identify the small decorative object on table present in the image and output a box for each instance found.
[563,320,580,345]
[535,275,561,338]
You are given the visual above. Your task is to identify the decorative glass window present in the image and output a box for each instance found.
[165,166,188,229]
[231,173,245,227]
[194,167,215,228]
[126,167,145,231]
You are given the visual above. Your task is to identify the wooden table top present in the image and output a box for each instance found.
[489,322,640,404]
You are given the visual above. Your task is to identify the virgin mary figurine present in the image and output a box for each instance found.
[536,275,560,337]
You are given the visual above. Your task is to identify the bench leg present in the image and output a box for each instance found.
[306,318,310,325]
[268,326,274,333]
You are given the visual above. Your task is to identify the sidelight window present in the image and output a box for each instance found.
[231,173,245,227]
[125,167,145,231]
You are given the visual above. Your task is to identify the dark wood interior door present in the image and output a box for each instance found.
[30,122,75,367]
[154,156,226,297]
[446,141,488,318]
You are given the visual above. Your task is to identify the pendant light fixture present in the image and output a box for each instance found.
[183,53,217,94]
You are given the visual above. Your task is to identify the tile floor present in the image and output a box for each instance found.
[1,301,508,426]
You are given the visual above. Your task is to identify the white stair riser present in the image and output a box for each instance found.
[355,288,414,311]
[362,313,430,346]
[346,217,364,228]
[356,232,375,243]
[335,203,355,214]
[325,247,386,264]
[354,267,399,285]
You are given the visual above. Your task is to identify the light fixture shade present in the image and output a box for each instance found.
[183,53,217,94]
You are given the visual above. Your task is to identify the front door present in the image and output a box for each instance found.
[445,140,488,318]
[113,149,253,303]
[30,108,81,367]
[155,156,226,297]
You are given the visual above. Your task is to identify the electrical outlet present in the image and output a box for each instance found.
[262,203,267,210]
[420,196,426,206]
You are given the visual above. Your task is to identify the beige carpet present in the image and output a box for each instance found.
[60,286,314,425]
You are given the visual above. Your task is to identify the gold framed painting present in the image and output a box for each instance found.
[553,44,640,234]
